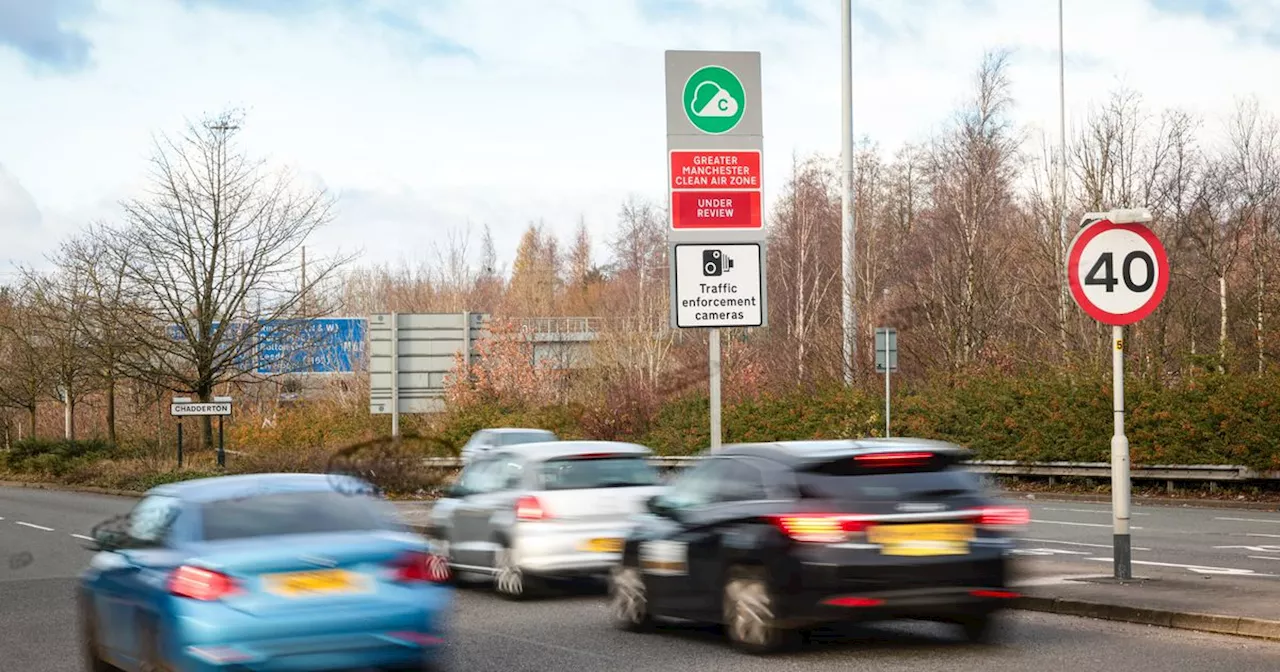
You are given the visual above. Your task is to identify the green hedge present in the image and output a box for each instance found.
[0,439,114,477]
[431,371,1280,471]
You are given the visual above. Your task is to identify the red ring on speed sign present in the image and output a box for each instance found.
[1067,220,1169,326]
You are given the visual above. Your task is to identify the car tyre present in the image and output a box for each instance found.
[79,595,118,672]
[722,565,793,655]
[960,613,996,644]
[609,564,654,632]
[493,541,538,600]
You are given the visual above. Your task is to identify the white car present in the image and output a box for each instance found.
[459,427,558,464]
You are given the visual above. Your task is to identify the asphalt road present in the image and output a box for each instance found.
[4,486,1280,671]
[1013,499,1280,578]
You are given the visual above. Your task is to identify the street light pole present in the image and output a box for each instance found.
[841,0,857,385]
[1057,0,1070,353]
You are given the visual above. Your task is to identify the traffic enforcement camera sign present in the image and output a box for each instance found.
[1067,219,1169,325]
[672,243,763,328]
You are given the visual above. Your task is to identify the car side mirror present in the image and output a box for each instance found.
[646,495,672,517]
[446,483,469,498]
[88,516,129,552]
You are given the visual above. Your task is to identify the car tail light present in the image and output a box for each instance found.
[971,589,1020,599]
[516,495,549,521]
[824,596,884,607]
[169,566,239,600]
[976,505,1031,528]
[769,514,867,543]
[390,550,450,583]
[853,451,933,468]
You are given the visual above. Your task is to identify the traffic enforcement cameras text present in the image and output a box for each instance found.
[702,249,734,276]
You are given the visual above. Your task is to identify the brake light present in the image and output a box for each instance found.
[971,589,1020,599]
[573,453,618,460]
[516,495,549,521]
[390,550,450,583]
[853,451,933,467]
[769,514,867,543]
[977,505,1030,528]
[168,566,239,600]
[824,596,884,607]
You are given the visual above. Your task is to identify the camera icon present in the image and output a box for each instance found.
[702,249,734,277]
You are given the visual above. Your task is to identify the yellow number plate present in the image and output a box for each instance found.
[579,538,624,553]
[867,524,974,557]
[263,569,366,597]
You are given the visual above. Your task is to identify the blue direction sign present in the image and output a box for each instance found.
[166,318,368,374]
[257,318,367,374]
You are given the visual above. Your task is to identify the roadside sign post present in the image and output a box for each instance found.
[1066,207,1169,580]
[368,312,484,427]
[665,50,767,453]
[170,396,234,469]
[875,328,898,437]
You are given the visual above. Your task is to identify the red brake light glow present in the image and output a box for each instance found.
[977,505,1031,527]
[769,514,867,543]
[390,550,450,583]
[824,596,884,607]
[516,495,549,521]
[853,451,933,467]
[971,589,1020,599]
[169,566,239,600]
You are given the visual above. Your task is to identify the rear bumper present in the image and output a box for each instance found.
[514,521,634,577]
[772,544,1015,627]
[167,589,450,672]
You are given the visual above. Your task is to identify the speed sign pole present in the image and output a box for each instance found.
[1066,208,1169,580]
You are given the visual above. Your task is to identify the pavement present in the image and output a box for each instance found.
[4,486,1280,672]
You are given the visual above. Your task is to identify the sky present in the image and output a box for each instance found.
[2,0,1279,282]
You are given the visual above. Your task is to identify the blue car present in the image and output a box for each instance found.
[78,473,453,671]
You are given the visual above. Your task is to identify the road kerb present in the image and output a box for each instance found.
[0,480,142,499]
[1012,596,1280,642]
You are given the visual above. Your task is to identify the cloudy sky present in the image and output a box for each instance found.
[1,0,1278,281]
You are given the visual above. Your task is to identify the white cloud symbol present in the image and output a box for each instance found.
[692,82,740,118]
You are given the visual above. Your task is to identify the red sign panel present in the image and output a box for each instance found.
[669,150,763,231]
[670,150,761,190]
[670,191,762,230]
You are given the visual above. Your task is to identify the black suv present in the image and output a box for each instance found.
[607,438,1028,653]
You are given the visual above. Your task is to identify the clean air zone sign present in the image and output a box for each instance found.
[682,66,745,134]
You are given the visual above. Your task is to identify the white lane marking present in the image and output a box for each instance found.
[1041,507,1148,516]
[1012,548,1090,556]
[1086,557,1275,577]
[15,521,53,532]
[71,534,94,541]
[1247,533,1280,539]
[1214,545,1280,553]
[1248,556,1280,562]
[1214,517,1280,524]
[1019,537,1151,551]
[1032,519,1143,529]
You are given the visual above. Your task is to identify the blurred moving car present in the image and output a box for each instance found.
[428,440,665,599]
[607,438,1029,653]
[459,427,558,464]
[78,473,453,672]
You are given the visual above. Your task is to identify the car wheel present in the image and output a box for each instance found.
[493,542,537,600]
[722,566,791,654]
[78,596,117,672]
[960,613,996,644]
[609,564,654,632]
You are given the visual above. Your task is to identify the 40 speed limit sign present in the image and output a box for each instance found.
[1067,218,1169,325]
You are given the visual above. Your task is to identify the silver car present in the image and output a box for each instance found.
[459,427,558,464]
[427,440,666,599]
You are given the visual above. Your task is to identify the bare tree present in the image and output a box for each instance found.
[114,109,350,450]
[15,268,96,440]
[916,50,1022,372]
[0,288,43,437]
[49,223,138,444]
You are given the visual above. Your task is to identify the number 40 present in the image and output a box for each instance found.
[1085,251,1155,293]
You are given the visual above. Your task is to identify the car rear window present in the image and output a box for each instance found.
[200,491,399,541]
[497,431,556,446]
[796,464,983,500]
[537,456,661,490]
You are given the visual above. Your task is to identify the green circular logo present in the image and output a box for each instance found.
[682,65,745,134]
